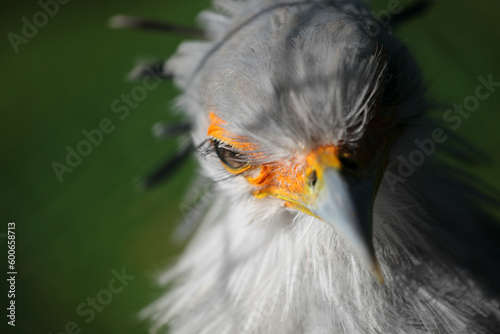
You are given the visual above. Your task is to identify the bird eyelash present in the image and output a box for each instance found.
[198,138,256,176]
[198,138,248,162]
[197,138,217,158]
[194,139,245,183]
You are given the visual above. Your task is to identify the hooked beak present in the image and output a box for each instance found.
[246,144,385,283]
[308,167,384,283]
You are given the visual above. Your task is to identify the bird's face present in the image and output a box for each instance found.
[198,18,401,282]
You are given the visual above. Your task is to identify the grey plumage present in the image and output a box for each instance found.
[139,0,500,333]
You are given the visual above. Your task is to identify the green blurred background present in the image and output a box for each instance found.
[1,0,499,333]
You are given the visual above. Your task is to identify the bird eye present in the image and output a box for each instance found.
[339,152,358,172]
[211,139,250,172]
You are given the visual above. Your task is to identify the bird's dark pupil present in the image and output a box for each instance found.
[221,149,244,168]
[212,140,247,169]
[339,153,358,171]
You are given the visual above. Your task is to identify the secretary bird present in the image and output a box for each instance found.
[112,0,500,333]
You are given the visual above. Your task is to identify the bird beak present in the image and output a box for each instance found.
[307,167,384,284]
[245,143,384,282]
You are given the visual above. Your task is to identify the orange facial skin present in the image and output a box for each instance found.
[207,112,341,213]
[207,112,257,151]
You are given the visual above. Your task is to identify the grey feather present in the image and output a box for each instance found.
[140,1,500,333]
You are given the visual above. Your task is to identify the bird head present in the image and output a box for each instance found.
[187,9,407,283]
